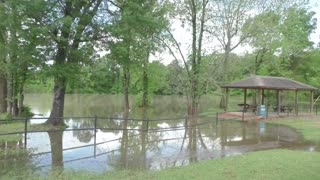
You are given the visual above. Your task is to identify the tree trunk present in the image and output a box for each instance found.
[0,73,7,113]
[7,74,13,114]
[141,52,150,108]
[123,65,130,112]
[12,77,18,116]
[46,77,66,126]
[220,41,231,108]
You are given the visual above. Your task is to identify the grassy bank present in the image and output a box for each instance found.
[16,149,315,180]
[0,121,66,142]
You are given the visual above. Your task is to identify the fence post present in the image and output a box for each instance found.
[24,117,28,148]
[94,115,97,158]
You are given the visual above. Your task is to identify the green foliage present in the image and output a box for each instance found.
[19,106,34,118]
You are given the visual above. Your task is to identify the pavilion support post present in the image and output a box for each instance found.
[244,88,247,106]
[310,90,314,113]
[224,88,229,112]
[261,89,265,105]
[295,90,298,116]
[277,90,280,115]
[257,89,260,115]
[266,90,269,119]
[242,88,247,121]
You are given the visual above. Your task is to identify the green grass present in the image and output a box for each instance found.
[267,117,320,143]
[0,122,25,141]
[0,122,66,142]
[12,149,317,180]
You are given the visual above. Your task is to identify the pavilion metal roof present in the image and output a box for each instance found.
[221,75,318,91]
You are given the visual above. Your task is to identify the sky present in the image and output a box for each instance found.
[309,0,320,45]
[154,0,320,65]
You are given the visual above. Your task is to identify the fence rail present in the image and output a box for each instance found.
[0,113,218,148]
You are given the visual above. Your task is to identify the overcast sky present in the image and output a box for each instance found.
[154,0,320,65]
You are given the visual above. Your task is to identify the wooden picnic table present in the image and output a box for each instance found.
[273,105,293,113]
[238,103,257,112]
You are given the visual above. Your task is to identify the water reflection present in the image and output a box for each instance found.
[1,94,319,176]
[48,131,64,171]
[2,117,319,176]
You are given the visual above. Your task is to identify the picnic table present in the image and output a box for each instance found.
[238,103,257,112]
[273,105,293,113]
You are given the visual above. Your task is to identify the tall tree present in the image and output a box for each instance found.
[109,0,169,110]
[24,0,110,125]
[0,0,8,113]
[0,0,34,116]
[243,6,316,76]
[164,0,210,115]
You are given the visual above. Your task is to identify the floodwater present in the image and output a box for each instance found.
[0,94,318,177]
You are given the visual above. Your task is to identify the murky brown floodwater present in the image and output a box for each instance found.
[0,94,318,177]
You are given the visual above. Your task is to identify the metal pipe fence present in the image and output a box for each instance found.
[0,113,217,148]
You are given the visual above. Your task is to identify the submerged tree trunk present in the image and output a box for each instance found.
[141,50,150,108]
[46,77,66,126]
[123,65,130,112]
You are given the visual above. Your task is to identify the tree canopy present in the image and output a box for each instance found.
[0,0,318,122]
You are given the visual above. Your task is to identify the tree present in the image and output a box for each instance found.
[109,0,169,111]
[243,6,316,77]
[23,0,110,125]
[165,0,210,115]
[0,0,36,116]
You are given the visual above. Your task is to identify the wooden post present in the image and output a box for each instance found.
[242,88,247,121]
[310,90,314,113]
[244,88,247,107]
[266,90,269,119]
[257,89,261,115]
[277,90,280,115]
[295,90,298,116]
[224,88,229,112]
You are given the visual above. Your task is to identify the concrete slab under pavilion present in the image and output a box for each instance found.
[221,75,318,121]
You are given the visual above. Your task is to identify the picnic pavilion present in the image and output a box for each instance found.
[221,75,318,121]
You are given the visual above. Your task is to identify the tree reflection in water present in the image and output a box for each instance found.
[3,112,319,175]
[48,130,64,173]
[187,117,198,163]
[111,108,151,170]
